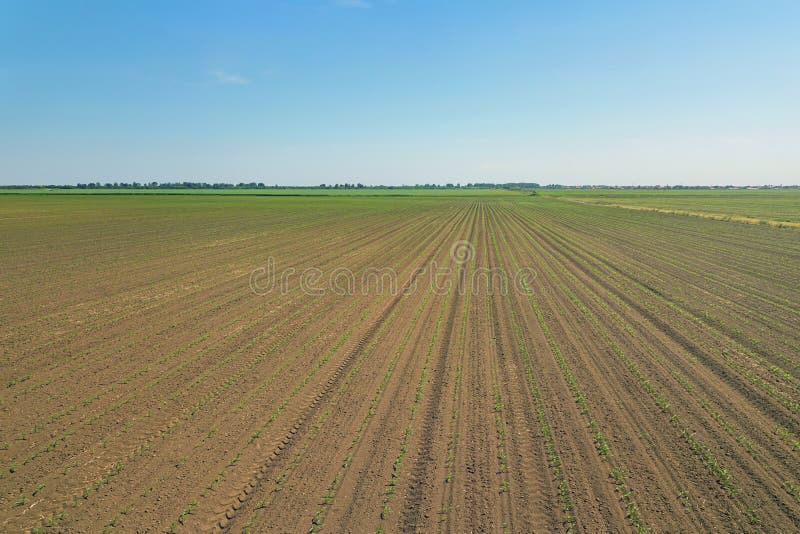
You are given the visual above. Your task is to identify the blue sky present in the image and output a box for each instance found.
[1,0,798,186]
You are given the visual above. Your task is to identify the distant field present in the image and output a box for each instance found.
[1,193,798,532]
[542,188,800,224]
[0,187,521,197]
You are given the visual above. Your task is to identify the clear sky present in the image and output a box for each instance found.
[1,0,798,186]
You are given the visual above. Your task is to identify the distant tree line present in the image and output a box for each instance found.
[468,182,540,189]
[3,182,797,190]
[74,182,268,189]
[60,182,544,190]
[69,181,543,190]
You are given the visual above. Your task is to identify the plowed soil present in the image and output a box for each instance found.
[1,194,798,533]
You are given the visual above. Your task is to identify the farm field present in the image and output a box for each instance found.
[543,188,800,225]
[1,193,799,532]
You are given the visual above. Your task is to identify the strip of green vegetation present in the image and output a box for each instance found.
[541,188,800,223]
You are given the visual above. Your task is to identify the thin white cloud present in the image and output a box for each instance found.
[210,70,249,85]
[336,0,371,8]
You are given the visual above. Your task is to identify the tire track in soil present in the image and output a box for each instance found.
[399,204,479,532]
[10,207,452,532]
[315,288,441,532]
[492,203,632,532]
[0,208,435,471]
[307,212,483,534]
[483,203,568,531]
[430,204,499,531]
[232,207,474,533]
[436,213,478,533]
[204,204,472,532]
[481,204,520,531]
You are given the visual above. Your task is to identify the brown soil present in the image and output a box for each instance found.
[1,196,797,533]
